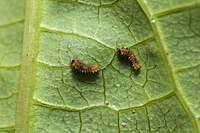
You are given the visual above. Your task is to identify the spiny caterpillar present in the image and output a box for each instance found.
[71,59,100,73]
[117,48,141,70]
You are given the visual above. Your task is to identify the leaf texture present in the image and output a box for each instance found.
[0,0,199,133]
[0,0,25,132]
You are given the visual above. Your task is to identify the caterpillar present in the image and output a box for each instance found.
[71,59,100,73]
[117,48,141,70]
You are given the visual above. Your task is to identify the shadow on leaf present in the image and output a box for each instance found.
[71,70,99,81]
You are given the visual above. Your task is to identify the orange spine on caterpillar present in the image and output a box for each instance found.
[71,59,100,73]
[117,48,141,70]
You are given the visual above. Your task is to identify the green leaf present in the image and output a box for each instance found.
[0,0,25,132]
[0,0,200,133]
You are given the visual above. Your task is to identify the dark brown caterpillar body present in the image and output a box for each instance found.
[117,48,141,70]
[71,59,100,73]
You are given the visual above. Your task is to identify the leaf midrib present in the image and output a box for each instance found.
[15,0,41,133]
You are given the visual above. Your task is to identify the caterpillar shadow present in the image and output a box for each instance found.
[72,69,100,82]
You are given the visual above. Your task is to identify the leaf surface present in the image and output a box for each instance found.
[0,0,199,133]
[0,0,25,132]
